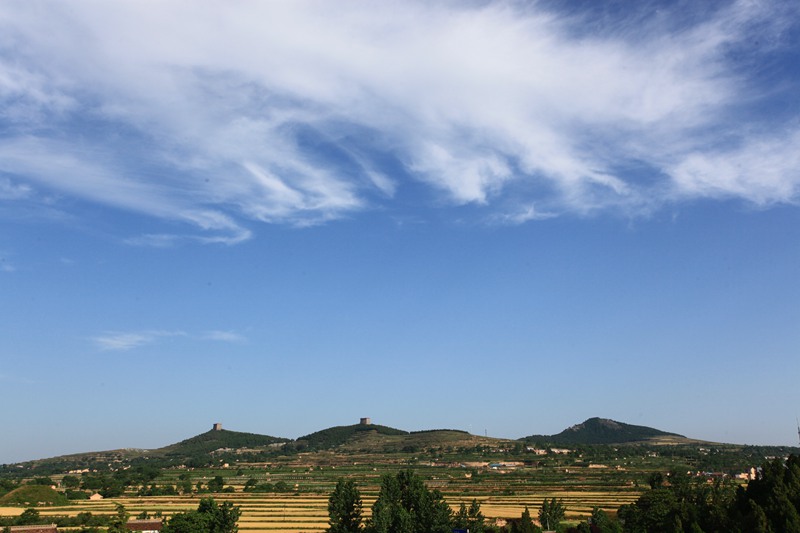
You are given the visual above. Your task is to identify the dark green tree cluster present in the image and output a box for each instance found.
[137,484,179,496]
[326,470,453,533]
[616,454,800,532]
[206,476,225,493]
[572,508,621,533]
[327,480,362,533]
[509,506,538,533]
[328,472,579,533]
[729,454,800,532]
[77,467,159,497]
[539,498,566,531]
[367,469,453,533]
[107,504,130,533]
[162,498,241,533]
[618,468,737,532]
[453,499,486,533]
[243,479,293,493]
[15,509,43,526]
[0,510,114,530]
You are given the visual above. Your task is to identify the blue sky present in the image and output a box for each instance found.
[1,0,800,464]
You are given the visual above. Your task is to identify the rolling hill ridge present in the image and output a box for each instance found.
[4,417,700,471]
[523,417,686,445]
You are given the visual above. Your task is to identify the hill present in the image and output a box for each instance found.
[1,418,707,474]
[522,417,686,445]
[296,424,408,450]
[295,424,508,453]
[3,427,289,476]
[158,428,288,458]
[0,485,68,506]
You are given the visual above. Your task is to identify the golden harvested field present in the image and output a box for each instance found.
[25,486,641,533]
[3,455,653,532]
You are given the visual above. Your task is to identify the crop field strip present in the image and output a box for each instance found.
[14,461,646,533]
[28,482,643,533]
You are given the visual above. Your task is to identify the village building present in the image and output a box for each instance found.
[9,525,58,533]
[126,519,163,533]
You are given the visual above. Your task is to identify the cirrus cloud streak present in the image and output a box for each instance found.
[0,0,798,241]
[92,329,246,351]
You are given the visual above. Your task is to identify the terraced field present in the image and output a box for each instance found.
[32,489,640,532]
[24,461,643,532]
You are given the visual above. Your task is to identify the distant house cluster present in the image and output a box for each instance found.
[525,447,573,455]
[735,467,759,481]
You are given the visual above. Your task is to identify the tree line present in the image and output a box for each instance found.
[326,455,800,533]
[325,469,569,533]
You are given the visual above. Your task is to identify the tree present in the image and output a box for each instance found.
[107,504,130,533]
[589,507,621,533]
[207,476,225,493]
[734,455,800,533]
[618,489,677,532]
[327,479,362,533]
[162,498,241,533]
[199,497,241,533]
[62,476,81,489]
[16,509,41,526]
[454,503,469,531]
[163,511,209,533]
[453,500,484,533]
[646,473,664,490]
[465,499,486,533]
[511,506,538,533]
[179,480,194,494]
[539,498,565,531]
[365,469,452,533]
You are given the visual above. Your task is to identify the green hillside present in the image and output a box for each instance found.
[159,429,289,457]
[1,428,289,477]
[296,424,408,450]
[523,417,685,445]
[0,485,68,505]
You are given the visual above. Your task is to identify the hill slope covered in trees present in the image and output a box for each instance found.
[522,417,686,445]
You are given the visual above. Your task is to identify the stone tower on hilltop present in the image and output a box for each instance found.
[213,422,222,431]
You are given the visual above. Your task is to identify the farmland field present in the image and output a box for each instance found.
[4,426,781,533]
[22,460,646,532]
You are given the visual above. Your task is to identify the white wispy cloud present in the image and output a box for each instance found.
[92,330,187,351]
[92,329,247,351]
[201,330,247,343]
[0,177,32,200]
[0,0,797,239]
[669,129,800,205]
